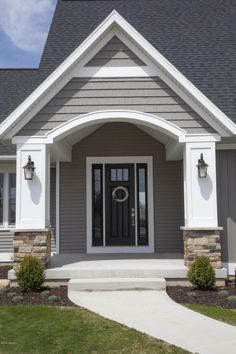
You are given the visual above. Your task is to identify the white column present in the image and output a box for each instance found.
[16,143,50,229]
[184,141,218,227]
[55,160,60,254]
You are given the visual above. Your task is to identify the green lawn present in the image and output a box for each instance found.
[186,304,236,326]
[0,306,188,354]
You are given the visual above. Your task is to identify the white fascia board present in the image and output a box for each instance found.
[182,134,221,143]
[0,10,235,139]
[12,136,53,145]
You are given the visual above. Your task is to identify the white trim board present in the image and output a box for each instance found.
[223,262,236,276]
[46,110,186,143]
[0,253,12,262]
[0,11,235,139]
[55,161,60,254]
[86,156,154,254]
[12,111,222,147]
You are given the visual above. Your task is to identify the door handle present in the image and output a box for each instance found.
[131,208,135,227]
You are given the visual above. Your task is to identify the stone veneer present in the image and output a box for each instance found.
[13,230,51,268]
[182,228,222,269]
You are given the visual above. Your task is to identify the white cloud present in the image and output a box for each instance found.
[0,0,56,53]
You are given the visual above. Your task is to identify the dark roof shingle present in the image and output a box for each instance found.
[0,69,47,123]
[0,0,235,126]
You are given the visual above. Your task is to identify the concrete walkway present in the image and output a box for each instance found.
[69,290,236,354]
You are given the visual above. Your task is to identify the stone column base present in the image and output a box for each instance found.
[13,230,51,269]
[181,227,223,269]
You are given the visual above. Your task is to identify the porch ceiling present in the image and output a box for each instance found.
[50,120,181,163]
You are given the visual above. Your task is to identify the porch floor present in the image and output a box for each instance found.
[8,253,227,282]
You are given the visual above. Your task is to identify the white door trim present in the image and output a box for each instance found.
[86,156,154,253]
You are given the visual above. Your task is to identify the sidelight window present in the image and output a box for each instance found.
[92,165,103,246]
[8,174,16,225]
[137,164,148,245]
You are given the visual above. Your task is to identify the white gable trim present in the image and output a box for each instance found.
[0,10,235,138]
[46,110,186,142]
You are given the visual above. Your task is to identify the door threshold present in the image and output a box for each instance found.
[87,246,155,254]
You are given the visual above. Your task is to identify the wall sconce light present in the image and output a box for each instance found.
[197,153,208,178]
[23,155,35,180]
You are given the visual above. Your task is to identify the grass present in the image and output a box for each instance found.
[0,306,188,354]
[186,304,236,327]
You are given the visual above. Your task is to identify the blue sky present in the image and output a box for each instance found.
[0,0,57,68]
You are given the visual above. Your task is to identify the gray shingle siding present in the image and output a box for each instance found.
[0,143,16,156]
[19,77,215,136]
[86,36,146,67]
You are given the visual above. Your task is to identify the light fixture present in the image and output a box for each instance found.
[197,153,208,178]
[23,155,35,180]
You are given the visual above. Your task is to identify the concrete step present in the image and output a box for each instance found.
[44,267,187,280]
[68,277,166,291]
[8,264,228,281]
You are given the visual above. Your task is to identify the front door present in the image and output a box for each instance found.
[105,164,135,246]
[90,159,150,249]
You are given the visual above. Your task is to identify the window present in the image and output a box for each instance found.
[92,165,103,246]
[137,164,148,245]
[8,174,16,225]
[110,168,129,181]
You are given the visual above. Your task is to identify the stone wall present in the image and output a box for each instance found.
[182,229,222,269]
[13,230,51,268]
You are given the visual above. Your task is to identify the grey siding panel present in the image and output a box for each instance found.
[19,77,215,136]
[0,143,16,156]
[85,36,146,67]
[217,150,236,263]
[60,122,184,254]
[50,168,56,253]
[0,231,13,253]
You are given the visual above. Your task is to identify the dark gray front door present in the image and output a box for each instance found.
[105,164,135,246]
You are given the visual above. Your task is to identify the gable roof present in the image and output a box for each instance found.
[0,0,236,140]
[39,0,236,125]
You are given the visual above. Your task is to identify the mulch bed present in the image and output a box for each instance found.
[0,287,76,307]
[167,285,236,309]
[1,264,236,308]
[0,266,12,279]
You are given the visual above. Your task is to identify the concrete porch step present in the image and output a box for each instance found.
[68,277,166,291]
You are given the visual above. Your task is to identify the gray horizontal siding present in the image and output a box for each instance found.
[217,150,236,263]
[85,36,146,67]
[0,143,16,156]
[0,231,13,253]
[60,122,184,254]
[19,77,215,136]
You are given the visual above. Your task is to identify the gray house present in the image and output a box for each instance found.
[0,0,236,282]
